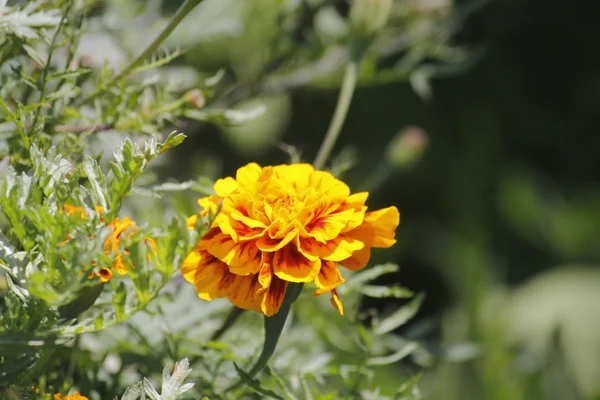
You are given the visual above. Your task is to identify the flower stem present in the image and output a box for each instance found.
[312,59,360,170]
[76,0,203,107]
[225,283,304,393]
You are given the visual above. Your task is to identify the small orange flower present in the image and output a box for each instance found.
[62,205,157,281]
[54,392,88,400]
[31,387,88,400]
[182,163,400,316]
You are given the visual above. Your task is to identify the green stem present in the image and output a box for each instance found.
[312,59,360,170]
[76,0,203,107]
[225,283,304,393]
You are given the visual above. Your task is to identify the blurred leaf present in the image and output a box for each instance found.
[359,285,413,299]
[374,294,424,335]
[367,342,419,366]
[233,363,285,400]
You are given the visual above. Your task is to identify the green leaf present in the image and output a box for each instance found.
[366,342,419,366]
[113,281,127,321]
[394,372,422,399]
[83,156,108,210]
[233,363,285,400]
[343,263,399,289]
[57,282,104,319]
[374,294,424,335]
[358,285,413,299]
[159,131,186,153]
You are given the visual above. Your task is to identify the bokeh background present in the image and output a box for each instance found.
[83,0,600,398]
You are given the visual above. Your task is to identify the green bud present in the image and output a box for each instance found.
[350,0,393,38]
[184,89,206,109]
[386,126,429,168]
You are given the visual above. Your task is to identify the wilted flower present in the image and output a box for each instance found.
[63,205,157,282]
[182,163,400,316]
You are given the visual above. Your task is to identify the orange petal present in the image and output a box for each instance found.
[112,253,129,275]
[314,260,344,295]
[205,232,262,275]
[98,268,112,282]
[273,244,321,283]
[144,237,158,258]
[227,274,263,313]
[338,246,371,271]
[261,275,288,317]
[330,289,344,315]
[181,249,240,301]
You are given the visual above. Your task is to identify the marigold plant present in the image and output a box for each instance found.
[182,163,400,316]
[62,205,157,282]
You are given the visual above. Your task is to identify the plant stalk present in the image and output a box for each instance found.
[76,0,203,106]
[312,59,360,170]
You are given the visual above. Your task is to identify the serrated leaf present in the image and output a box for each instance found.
[83,157,108,210]
[121,382,144,400]
[374,294,424,335]
[143,378,160,400]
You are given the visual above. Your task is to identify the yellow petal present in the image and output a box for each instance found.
[314,260,344,295]
[256,228,296,252]
[308,170,350,199]
[205,232,262,275]
[297,234,364,262]
[330,289,344,315]
[272,164,314,193]
[214,177,238,197]
[236,162,262,191]
[363,206,400,248]
[273,244,321,283]
[305,208,355,242]
[112,253,128,275]
[258,253,274,288]
[187,214,199,229]
[261,275,288,316]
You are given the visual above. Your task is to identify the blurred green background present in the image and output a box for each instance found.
[89,0,600,398]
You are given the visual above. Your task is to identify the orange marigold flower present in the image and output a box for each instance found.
[182,163,400,316]
[54,392,88,400]
[62,205,157,281]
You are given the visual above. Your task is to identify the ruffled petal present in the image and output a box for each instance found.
[330,289,344,315]
[297,234,364,262]
[205,232,262,275]
[180,249,240,300]
[227,274,263,313]
[261,275,288,317]
[313,260,344,295]
[214,177,238,197]
[273,244,321,282]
